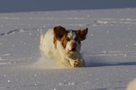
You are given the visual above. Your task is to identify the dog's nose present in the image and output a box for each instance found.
[71,42,77,47]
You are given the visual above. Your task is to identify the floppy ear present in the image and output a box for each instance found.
[76,28,88,41]
[54,26,66,40]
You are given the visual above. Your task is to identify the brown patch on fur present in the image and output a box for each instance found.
[75,36,81,44]
[54,26,67,40]
[75,28,88,41]
[53,37,57,49]
[72,28,88,44]
[53,26,68,49]
[61,36,71,48]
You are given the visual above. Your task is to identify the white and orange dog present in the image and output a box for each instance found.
[40,26,88,68]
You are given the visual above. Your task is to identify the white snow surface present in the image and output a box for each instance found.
[0,8,136,90]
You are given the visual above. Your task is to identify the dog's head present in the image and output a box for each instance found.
[53,26,88,53]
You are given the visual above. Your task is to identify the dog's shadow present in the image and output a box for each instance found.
[84,55,136,67]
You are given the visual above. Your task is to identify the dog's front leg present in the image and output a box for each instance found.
[69,59,86,67]
[69,59,79,67]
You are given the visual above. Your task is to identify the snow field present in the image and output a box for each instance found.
[0,9,136,90]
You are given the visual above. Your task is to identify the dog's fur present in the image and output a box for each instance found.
[39,26,88,68]
[126,78,136,90]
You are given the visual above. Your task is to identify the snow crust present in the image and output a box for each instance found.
[0,8,136,90]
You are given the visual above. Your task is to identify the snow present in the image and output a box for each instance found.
[0,8,136,90]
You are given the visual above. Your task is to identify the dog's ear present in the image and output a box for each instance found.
[76,28,88,41]
[54,26,67,40]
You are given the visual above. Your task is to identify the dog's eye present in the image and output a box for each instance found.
[59,35,63,38]
[67,38,70,41]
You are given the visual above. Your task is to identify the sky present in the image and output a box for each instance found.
[0,0,136,13]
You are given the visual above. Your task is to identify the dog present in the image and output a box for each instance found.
[39,26,88,68]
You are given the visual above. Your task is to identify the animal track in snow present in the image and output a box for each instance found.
[0,29,25,36]
[95,18,136,25]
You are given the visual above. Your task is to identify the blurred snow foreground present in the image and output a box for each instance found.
[126,78,136,90]
[0,8,136,90]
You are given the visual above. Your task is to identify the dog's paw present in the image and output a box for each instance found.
[73,60,79,67]
[74,59,86,67]
[79,59,86,67]
[70,59,85,68]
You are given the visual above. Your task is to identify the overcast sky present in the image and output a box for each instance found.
[0,0,136,13]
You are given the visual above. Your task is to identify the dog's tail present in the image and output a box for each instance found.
[39,30,45,51]
[40,29,43,35]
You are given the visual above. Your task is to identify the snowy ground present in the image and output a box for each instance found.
[0,8,136,90]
